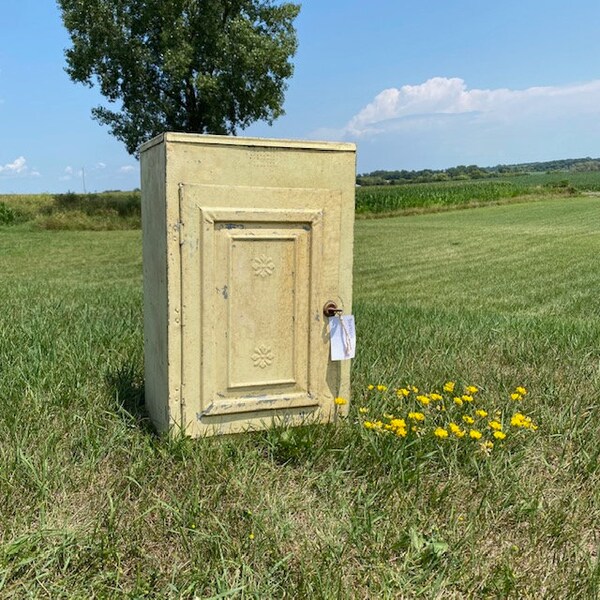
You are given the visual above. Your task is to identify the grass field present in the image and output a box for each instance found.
[355,171,600,215]
[1,195,600,597]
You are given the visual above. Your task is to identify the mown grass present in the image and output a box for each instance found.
[1,196,600,597]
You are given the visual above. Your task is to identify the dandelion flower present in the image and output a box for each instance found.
[334,397,347,406]
[430,393,443,401]
[475,409,488,418]
[453,397,464,407]
[364,421,374,430]
[462,415,475,425]
[358,407,369,414]
[482,441,494,450]
[488,420,502,431]
[396,388,410,397]
[249,533,255,540]
[515,386,527,395]
[408,411,425,421]
[367,384,374,391]
[411,386,419,393]
[376,384,387,392]
[511,413,538,430]
[465,385,479,394]
[469,429,482,440]
[510,393,523,401]
[443,381,456,393]
[417,395,431,406]
[449,422,466,438]
[462,394,474,403]
[434,427,449,439]
[493,431,507,440]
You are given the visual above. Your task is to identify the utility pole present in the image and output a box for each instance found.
[82,167,87,194]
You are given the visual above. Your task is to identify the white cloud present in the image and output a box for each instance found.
[316,77,600,171]
[96,162,106,170]
[0,156,27,174]
[0,156,40,178]
[119,165,135,174]
[341,77,600,138]
[60,165,84,181]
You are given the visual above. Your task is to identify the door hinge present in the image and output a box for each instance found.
[178,182,185,246]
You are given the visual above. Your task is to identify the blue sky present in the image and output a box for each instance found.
[2,1,600,193]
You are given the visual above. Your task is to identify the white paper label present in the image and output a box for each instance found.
[329,315,356,360]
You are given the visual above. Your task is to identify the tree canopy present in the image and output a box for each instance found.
[58,0,300,154]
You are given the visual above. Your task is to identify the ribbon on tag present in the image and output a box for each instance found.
[329,315,356,360]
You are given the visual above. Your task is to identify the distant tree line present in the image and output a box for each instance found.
[357,157,600,186]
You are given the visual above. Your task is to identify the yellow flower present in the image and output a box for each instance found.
[482,441,494,450]
[465,385,479,394]
[515,386,527,395]
[443,381,456,393]
[469,429,482,440]
[367,384,375,391]
[389,418,406,429]
[358,407,369,414]
[488,420,502,431]
[475,409,488,418]
[448,422,465,438]
[430,393,443,401]
[462,415,475,425]
[462,394,474,403]
[417,395,431,406]
[334,397,347,406]
[408,411,425,421]
[411,386,419,393]
[434,427,449,439]
[383,413,394,420]
[396,388,410,397]
[453,397,464,407]
[493,431,507,440]
[376,384,388,392]
[511,413,538,430]
[364,421,374,430]
[510,393,523,401]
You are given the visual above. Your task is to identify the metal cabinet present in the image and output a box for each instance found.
[140,133,355,436]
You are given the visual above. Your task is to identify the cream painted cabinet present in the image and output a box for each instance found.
[140,133,356,437]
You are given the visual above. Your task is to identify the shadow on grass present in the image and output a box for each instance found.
[106,363,155,436]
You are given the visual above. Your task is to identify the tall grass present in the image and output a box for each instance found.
[355,170,600,215]
[0,192,141,230]
[1,196,600,596]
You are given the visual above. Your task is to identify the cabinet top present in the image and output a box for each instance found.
[140,132,356,154]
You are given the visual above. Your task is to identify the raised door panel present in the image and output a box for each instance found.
[180,187,330,424]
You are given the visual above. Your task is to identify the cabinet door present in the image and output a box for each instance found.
[179,185,338,428]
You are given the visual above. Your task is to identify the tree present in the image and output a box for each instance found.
[58,0,300,154]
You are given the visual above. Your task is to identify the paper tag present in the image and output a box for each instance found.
[329,315,356,360]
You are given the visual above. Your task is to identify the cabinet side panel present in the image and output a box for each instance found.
[141,142,169,431]
[334,151,356,416]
